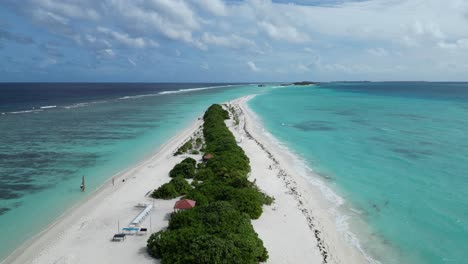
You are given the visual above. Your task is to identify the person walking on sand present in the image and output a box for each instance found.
[80,175,85,192]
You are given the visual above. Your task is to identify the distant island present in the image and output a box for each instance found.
[275,81,319,86]
[292,81,318,85]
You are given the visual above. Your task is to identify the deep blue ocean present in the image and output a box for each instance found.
[249,82,468,264]
[1,82,467,264]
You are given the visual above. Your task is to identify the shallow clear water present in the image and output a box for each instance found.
[249,83,468,264]
[0,83,264,261]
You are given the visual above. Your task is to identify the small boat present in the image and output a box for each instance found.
[80,176,85,192]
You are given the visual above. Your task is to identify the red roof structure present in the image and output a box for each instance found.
[174,199,196,210]
[203,153,214,161]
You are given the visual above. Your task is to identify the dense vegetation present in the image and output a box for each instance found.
[203,105,250,177]
[151,176,192,199]
[169,157,197,179]
[147,202,268,264]
[148,104,271,263]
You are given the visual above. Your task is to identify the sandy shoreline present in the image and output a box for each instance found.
[3,95,369,264]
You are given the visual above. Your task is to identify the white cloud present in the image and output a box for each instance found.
[145,0,199,29]
[412,20,445,39]
[192,0,227,16]
[296,63,310,72]
[201,32,255,49]
[103,48,115,58]
[33,9,68,25]
[438,39,468,50]
[97,26,158,48]
[201,62,210,70]
[247,61,260,72]
[6,0,468,81]
[367,47,389,57]
[311,55,371,73]
[399,36,420,47]
[258,21,309,43]
[33,0,99,20]
[105,0,202,47]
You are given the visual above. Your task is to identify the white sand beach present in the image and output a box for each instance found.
[3,96,367,264]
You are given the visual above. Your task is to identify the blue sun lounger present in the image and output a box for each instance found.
[122,227,139,234]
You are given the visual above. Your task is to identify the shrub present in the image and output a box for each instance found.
[195,138,203,148]
[181,157,197,166]
[194,168,214,181]
[185,189,209,206]
[151,182,178,199]
[171,177,192,195]
[169,161,196,179]
[263,194,275,206]
[224,187,264,219]
[151,177,191,199]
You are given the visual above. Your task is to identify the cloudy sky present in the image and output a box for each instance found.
[1,0,468,82]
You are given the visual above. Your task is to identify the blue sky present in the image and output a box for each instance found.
[1,0,468,82]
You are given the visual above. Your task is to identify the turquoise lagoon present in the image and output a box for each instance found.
[249,83,468,264]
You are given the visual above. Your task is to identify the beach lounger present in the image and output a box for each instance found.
[112,233,126,241]
[122,227,139,234]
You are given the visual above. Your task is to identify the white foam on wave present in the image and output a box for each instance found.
[119,84,250,100]
[8,109,43,114]
[270,85,287,89]
[244,98,380,264]
[63,100,108,109]
[118,94,158,100]
[40,105,57,109]
[64,103,88,109]
[158,84,236,95]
